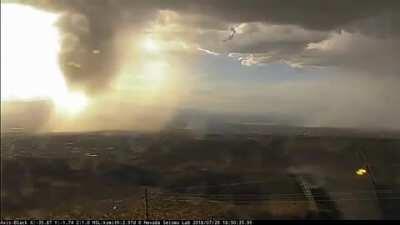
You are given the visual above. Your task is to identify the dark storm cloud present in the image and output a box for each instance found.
[15,0,162,94]
[14,0,400,93]
[170,0,400,35]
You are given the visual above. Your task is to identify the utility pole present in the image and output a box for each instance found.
[358,150,377,186]
[144,187,149,220]
[357,149,379,201]
[358,149,399,219]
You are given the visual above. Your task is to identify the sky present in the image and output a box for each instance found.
[1,0,400,132]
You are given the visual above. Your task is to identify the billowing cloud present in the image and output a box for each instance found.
[14,0,398,93]
[224,29,400,74]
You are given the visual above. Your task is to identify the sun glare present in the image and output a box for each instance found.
[143,37,160,53]
[55,92,88,115]
[1,3,89,115]
[142,61,168,86]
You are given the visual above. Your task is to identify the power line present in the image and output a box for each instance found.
[167,178,399,194]
[163,197,400,204]
[153,189,400,202]
[168,180,276,191]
